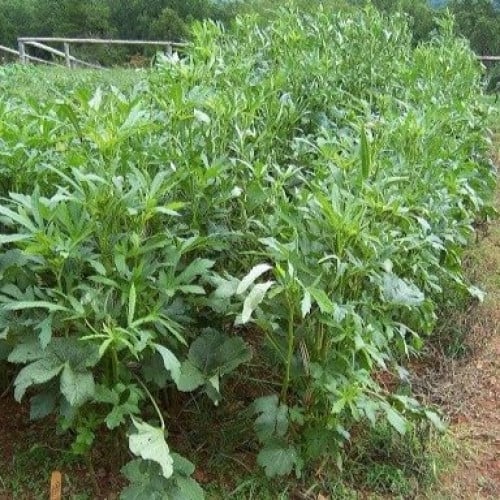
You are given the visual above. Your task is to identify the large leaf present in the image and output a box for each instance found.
[60,363,95,407]
[30,391,58,420]
[176,361,205,392]
[2,301,69,312]
[37,315,53,349]
[176,259,215,284]
[188,329,252,376]
[253,395,289,442]
[172,477,204,500]
[257,444,300,478]
[129,418,174,479]
[384,405,408,435]
[381,274,424,307]
[14,357,64,402]
[0,233,31,245]
[8,340,45,363]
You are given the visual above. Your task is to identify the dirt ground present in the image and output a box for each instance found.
[415,139,500,499]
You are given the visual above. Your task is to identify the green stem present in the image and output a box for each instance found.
[281,295,295,402]
[111,347,119,384]
[134,374,165,430]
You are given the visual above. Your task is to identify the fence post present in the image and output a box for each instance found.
[63,42,72,68]
[18,41,26,64]
[165,43,173,58]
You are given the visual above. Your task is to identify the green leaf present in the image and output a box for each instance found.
[129,418,174,479]
[193,109,210,124]
[301,289,312,318]
[176,259,215,284]
[58,102,83,138]
[176,361,205,392]
[309,288,334,314]
[468,285,485,302]
[213,276,239,299]
[0,234,31,245]
[106,406,130,430]
[14,357,64,402]
[60,364,95,407]
[154,344,181,385]
[177,285,206,295]
[128,283,137,326]
[2,301,69,312]
[8,340,45,363]
[188,330,252,376]
[172,453,196,476]
[257,444,299,477]
[30,391,57,420]
[0,205,36,231]
[88,87,103,110]
[216,336,252,375]
[240,281,274,323]
[172,477,205,500]
[253,395,289,442]
[425,410,447,432]
[385,406,407,435]
[237,264,272,295]
[360,124,371,179]
[382,274,424,307]
[37,315,53,349]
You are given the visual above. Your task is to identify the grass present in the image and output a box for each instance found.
[0,64,144,99]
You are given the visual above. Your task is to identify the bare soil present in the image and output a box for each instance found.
[415,139,500,499]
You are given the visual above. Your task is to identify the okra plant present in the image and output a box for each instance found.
[0,3,495,497]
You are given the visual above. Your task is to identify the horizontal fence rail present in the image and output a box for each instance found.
[0,44,19,56]
[477,56,500,61]
[1,43,59,65]
[15,37,186,69]
[17,37,187,47]
[22,40,102,69]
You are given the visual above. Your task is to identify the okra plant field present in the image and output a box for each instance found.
[0,4,497,498]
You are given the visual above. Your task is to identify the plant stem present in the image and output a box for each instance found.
[111,347,119,384]
[281,295,295,402]
[134,374,165,430]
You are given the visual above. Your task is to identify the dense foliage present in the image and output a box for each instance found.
[0,0,499,66]
[0,4,495,497]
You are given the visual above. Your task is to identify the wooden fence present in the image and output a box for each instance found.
[478,56,500,62]
[1,37,187,68]
[0,43,60,65]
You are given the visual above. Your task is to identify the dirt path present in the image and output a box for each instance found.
[436,322,500,499]
[416,136,500,499]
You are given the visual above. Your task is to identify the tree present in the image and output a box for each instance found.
[150,7,188,42]
[449,0,500,55]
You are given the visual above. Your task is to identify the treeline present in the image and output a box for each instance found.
[374,0,500,56]
[0,0,499,65]
[0,0,237,63]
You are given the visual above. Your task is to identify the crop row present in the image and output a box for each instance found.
[0,5,495,497]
